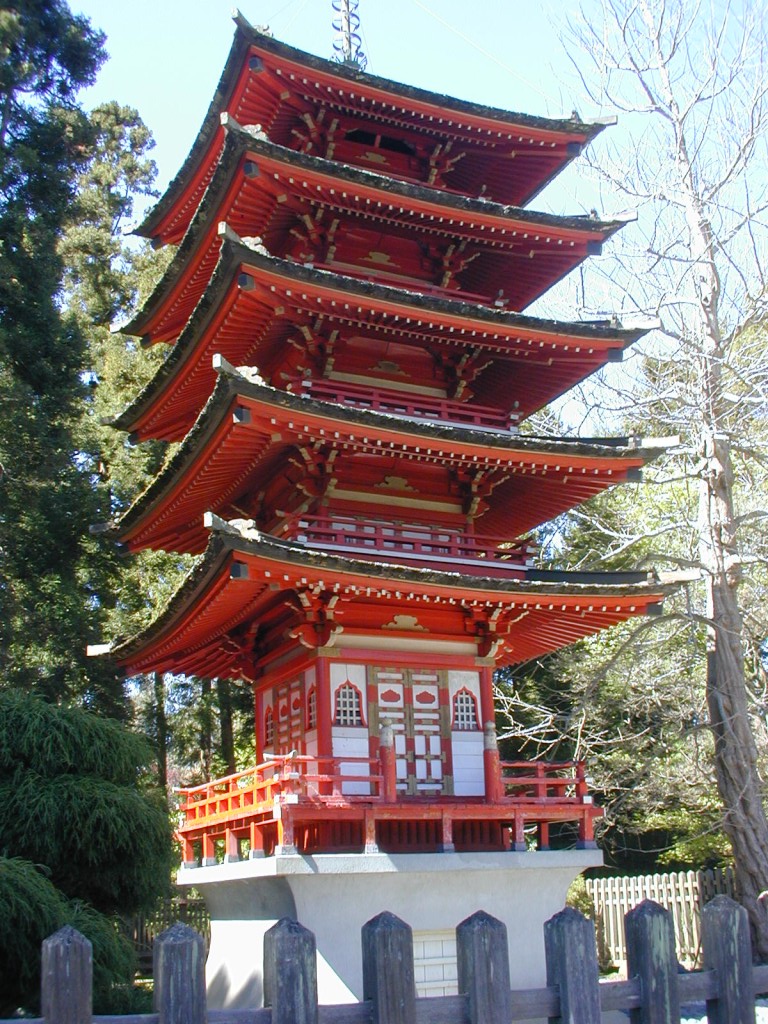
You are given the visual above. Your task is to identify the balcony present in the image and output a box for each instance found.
[176,755,599,865]
[285,376,519,431]
[277,513,534,578]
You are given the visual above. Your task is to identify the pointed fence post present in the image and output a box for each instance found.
[625,900,678,1024]
[701,895,755,1024]
[153,922,206,1024]
[544,906,601,1024]
[41,926,92,1024]
[457,911,511,1024]
[362,911,416,1024]
[264,918,317,1024]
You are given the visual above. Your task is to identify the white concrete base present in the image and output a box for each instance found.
[178,849,602,1010]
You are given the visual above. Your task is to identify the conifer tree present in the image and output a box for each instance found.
[0,0,124,710]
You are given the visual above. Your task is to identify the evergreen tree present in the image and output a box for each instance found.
[0,692,173,1014]
[0,0,125,710]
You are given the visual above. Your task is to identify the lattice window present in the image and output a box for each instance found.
[452,689,478,730]
[335,682,363,726]
[264,705,275,747]
[307,686,317,730]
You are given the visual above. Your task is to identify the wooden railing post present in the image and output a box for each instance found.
[263,918,317,1024]
[153,923,206,1024]
[544,906,600,1024]
[625,900,679,1024]
[482,721,504,804]
[456,911,511,1024]
[379,720,398,803]
[42,926,92,1024]
[701,894,754,1024]
[362,911,416,1024]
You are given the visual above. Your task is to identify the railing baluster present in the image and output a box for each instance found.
[362,912,416,1024]
[154,923,206,1024]
[701,895,754,1024]
[625,900,678,1024]
[42,926,92,1024]
[264,919,318,1024]
[545,907,601,1024]
[457,911,511,1024]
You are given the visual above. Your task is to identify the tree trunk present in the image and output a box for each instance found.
[702,433,768,960]
[153,671,168,792]
[199,676,213,781]
[218,678,236,775]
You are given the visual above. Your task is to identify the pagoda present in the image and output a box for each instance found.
[96,12,667,1007]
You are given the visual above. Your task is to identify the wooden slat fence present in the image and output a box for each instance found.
[586,866,736,968]
[5,896,768,1024]
[119,898,210,974]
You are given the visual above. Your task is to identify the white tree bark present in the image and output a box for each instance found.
[563,0,768,956]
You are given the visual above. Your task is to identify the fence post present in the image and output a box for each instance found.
[153,923,206,1024]
[544,906,601,1024]
[361,911,416,1024]
[263,918,317,1024]
[625,900,679,1024]
[701,895,754,1024]
[456,910,511,1024]
[41,926,92,1024]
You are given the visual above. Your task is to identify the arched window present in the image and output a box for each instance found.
[264,705,275,747]
[452,689,479,731]
[335,682,363,726]
[307,686,317,730]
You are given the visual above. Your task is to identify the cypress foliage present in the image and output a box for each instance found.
[0,692,173,912]
[0,692,173,1011]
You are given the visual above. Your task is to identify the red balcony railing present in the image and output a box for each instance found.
[285,376,519,431]
[175,755,599,863]
[276,513,534,577]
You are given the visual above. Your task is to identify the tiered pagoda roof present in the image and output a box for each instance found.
[114,236,646,443]
[107,361,663,555]
[139,16,611,246]
[126,120,624,345]
[104,17,665,680]
[91,16,676,864]
[111,514,664,678]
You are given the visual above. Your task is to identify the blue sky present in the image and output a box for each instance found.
[71,0,601,220]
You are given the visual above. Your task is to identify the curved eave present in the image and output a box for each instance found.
[137,28,252,242]
[109,523,667,677]
[111,243,649,441]
[138,19,607,244]
[125,123,624,343]
[108,370,663,554]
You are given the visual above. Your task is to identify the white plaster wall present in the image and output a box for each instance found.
[451,730,485,795]
[447,669,480,705]
[329,661,366,691]
[182,849,602,1010]
[332,725,370,794]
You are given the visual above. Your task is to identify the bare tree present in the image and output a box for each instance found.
[557,0,768,954]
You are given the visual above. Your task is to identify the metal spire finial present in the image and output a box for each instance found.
[332,0,367,70]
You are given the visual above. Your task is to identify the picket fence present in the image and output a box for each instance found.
[586,866,736,967]
[6,895,768,1024]
[119,898,211,974]
[123,868,736,976]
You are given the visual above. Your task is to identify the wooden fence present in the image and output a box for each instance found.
[586,866,736,968]
[119,898,210,974]
[123,868,734,975]
[7,895,768,1023]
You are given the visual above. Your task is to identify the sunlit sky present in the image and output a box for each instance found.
[71,0,609,224]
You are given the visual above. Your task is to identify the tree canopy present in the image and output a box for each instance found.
[0,691,173,1013]
[499,0,768,952]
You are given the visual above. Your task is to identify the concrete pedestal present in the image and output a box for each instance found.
[178,849,601,1010]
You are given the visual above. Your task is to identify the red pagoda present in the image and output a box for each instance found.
[97,13,667,1006]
